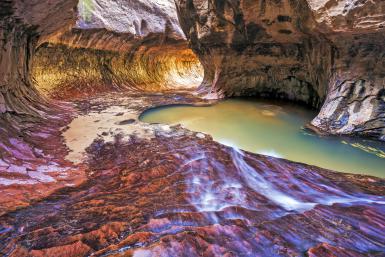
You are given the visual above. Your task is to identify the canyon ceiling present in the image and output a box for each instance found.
[0,0,385,256]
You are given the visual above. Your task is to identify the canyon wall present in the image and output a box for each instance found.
[308,0,385,139]
[1,0,384,140]
[0,0,77,114]
[175,0,385,140]
[32,0,203,99]
[33,42,202,99]
[176,0,333,107]
[0,0,80,212]
[0,0,203,209]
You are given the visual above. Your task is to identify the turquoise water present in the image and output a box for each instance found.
[140,98,385,178]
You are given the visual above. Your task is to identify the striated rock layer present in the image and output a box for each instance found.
[0,0,84,215]
[32,39,202,99]
[0,0,77,114]
[1,92,384,257]
[175,0,385,140]
[1,0,203,107]
[31,0,203,98]
[0,0,202,210]
[0,1,384,256]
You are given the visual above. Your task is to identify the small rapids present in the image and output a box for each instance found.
[176,141,385,224]
[1,94,384,256]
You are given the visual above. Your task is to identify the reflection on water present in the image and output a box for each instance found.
[141,98,385,178]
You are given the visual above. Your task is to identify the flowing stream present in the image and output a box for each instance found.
[141,98,385,178]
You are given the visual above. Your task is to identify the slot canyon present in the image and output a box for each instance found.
[0,0,384,256]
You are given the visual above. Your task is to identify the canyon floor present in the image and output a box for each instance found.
[2,0,385,256]
[0,92,384,257]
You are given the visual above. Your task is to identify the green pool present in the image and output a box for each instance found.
[140,98,385,178]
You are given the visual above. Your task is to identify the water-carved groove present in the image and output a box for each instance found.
[0,0,384,256]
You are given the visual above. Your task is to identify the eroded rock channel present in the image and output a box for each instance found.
[0,0,384,256]
[140,99,385,177]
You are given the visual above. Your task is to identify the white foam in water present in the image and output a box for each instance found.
[230,147,316,212]
[216,139,237,148]
[183,150,249,218]
[184,144,385,221]
[140,99,385,178]
[257,149,284,158]
[231,147,385,210]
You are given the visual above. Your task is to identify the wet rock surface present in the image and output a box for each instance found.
[0,99,87,215]
[1,92,384,257]
[1,1,385,256]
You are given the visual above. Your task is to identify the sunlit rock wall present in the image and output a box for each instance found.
[175,0,385,140]
[76,0,185,37]
[33,43,202,99]
[0,0,77,114]
[0,0,80,213]
[32,0,203,97]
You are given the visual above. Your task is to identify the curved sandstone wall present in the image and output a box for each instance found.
[32,41,203,100]
[0,0,203,213]
[31,0,203,99]
[175,0,385,140]
[308,0,385,139]
[0,0,77,115]
[0,0,383,140]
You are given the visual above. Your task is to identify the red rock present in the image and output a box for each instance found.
[29,241,91,257]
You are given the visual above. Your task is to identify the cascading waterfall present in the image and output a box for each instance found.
[179,141,385,224]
